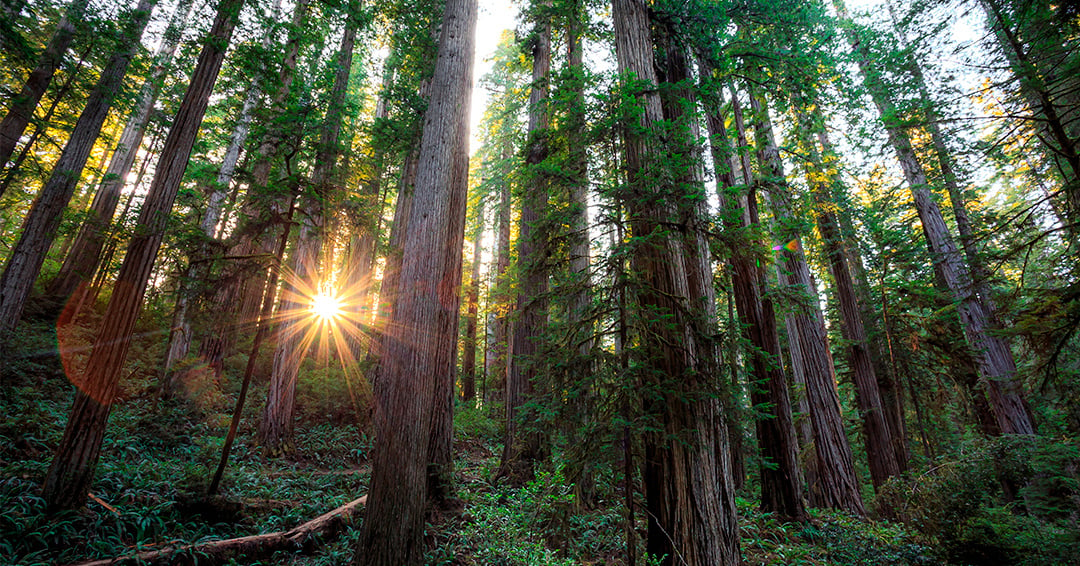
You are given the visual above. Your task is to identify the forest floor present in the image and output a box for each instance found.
[0,320,954,565]
[0,390,937,564]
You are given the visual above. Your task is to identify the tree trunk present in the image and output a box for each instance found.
[697,52,864,515]
[428,107,470,507]
[353,0,476,561]
[259,15,356,456]
[344,49,396,363]
[784,106,902,492]
[40,0,243,511]
[747,86,868,511]
[835,0,1036,436]
[564,1,597,506]
[161,0,273,391]
[46,0,193,305]
[613,1,740,563]
[485,138,513,403]
[0,0,157,348]
[461,200,483,405]
[0,0,91,175]
[498,0,551,485]
[711,84,806,522]
[196,0,308,379]
[810,123,912,470]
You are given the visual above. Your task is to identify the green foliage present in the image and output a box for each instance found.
[295,359,370,428]
[454,402,503,446]
[876,436,1080,565]
[429,463,623,566]
[737,498,938,565]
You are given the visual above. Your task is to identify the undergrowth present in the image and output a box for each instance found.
[0,334,1071,565]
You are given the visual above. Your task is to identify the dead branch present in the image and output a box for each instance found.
[68,495,367,566]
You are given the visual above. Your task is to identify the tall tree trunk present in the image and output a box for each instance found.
[746,85,868,508]
[40,0,243,511]
[461,200,483,405]
[814,121,910,473]
[835,0,1036,435]
[344,49,396,362]
[714,83,806,521]
[563,0,597,507]
[0,0,157,348]
[353,0,476,560]
[46,0,193,309]
[499,0,551,485]
[0,0,91,175]
[890,0,1007,448]
[197,0,309,378]
[428,103,470,507]
[259,15,356,456]
[724,280,747,490]
[791,107,902,492]
[612,1,740,563]
[485,138,513,403]
[698,52,864,515]
[365,78,434,389]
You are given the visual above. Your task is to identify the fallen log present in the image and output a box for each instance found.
[69,495,367,566]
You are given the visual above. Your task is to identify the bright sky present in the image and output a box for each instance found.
[470,2,520,154]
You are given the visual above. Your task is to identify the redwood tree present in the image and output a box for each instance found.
[40,0,245,511]
[0,0,158,349]
[612,0,740,562]
[353,0,476,560]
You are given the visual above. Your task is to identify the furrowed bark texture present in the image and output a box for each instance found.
[353,0,475,562]
[612,1,740,563]
[40,0,243,511]
[429,104,471,506]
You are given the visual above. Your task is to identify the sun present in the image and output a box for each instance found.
[310,292,344,320]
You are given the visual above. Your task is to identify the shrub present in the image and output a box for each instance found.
[876,435,1080,565]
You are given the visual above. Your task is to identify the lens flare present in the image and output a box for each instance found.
[310,292,344,320]
[772,239,800,253]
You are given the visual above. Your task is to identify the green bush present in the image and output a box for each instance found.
[296,360,370,428]
[876,435,1080,565]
